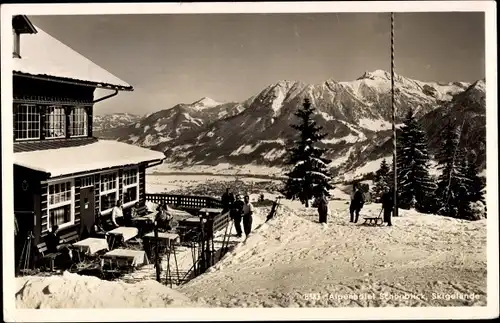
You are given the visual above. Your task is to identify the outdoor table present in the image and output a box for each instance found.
[108,227,139,242]
[132,210,157,222]
[143,232,180,259]
[144,232,180,244]
[108,227,139,249]
[101,248,149,268]
[72,238,109,256]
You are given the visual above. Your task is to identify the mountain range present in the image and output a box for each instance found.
[93,113,142,133]
[94,70,486,180]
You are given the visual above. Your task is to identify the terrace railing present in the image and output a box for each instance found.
[145,193,230,240]
[145,193,223,211]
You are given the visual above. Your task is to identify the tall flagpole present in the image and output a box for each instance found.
[391,12,398,217]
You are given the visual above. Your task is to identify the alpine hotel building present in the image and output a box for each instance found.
[11,15,166,268]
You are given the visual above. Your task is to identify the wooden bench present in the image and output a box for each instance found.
[60,230,80,245]
[59,230,81,262]
[36,242,61,271]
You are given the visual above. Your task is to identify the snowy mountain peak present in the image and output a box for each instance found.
[270,80,303,91]
[191,97,222,108]
[358,69,393,80]
[470,79,486,92]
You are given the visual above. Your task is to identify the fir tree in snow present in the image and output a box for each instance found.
[435,122,470,218]
[457,150,486,220]
[396,108,436,213]
[372,158,391,203]
[283,98,333,207]
[464,151,485,204]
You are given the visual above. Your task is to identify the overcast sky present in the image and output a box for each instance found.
[29,12,485,115]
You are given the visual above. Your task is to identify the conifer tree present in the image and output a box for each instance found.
[464,151,485,204]
[372,158,391,202]
[396,108,436,212]
[435,122,469,218]
[457,150,486,219]
[283,98,333,207]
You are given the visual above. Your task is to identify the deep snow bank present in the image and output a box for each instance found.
[16,271,195,308]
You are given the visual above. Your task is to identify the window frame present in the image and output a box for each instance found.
[99,171,119,216]
[47,178,75,231]
[122,167,140,208]
[80,175,94,188]
[69,106,88,138]
[44,105,66,139]
[13,103,41,141]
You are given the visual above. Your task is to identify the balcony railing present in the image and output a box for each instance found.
[145,193,222,211]
[145,193,229,236]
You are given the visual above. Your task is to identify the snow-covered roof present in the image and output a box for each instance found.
[14,140,165,178]
[13,26,133,91]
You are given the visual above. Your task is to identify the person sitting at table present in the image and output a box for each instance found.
[130,202,140,218]
[90,217,108,238]
[111,200,124,228]
[124,202,140,226]
[155,203,173,232]
[45,225,74,269]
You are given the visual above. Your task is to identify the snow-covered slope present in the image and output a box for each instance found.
[179,200,487,307]
[14,198,486,308]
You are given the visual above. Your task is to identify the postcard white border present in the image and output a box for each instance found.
[2,1,498,321]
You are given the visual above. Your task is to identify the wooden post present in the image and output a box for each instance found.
[40,105,46,140]
[85,106,93,137]
[65,106,71,138]
[154,222,161,282]
[200,220,206,273]
[391,12,398,217]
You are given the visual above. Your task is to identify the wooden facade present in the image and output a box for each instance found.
[15,163,150,244]
[12,15,164,272]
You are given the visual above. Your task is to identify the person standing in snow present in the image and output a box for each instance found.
[111,200,124,227]
[381,186,394,226]
[349,184,365,223]
[221,188,235,214]
[231,194,245,238]
[317,193,329,224]
[242,195,255,238]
